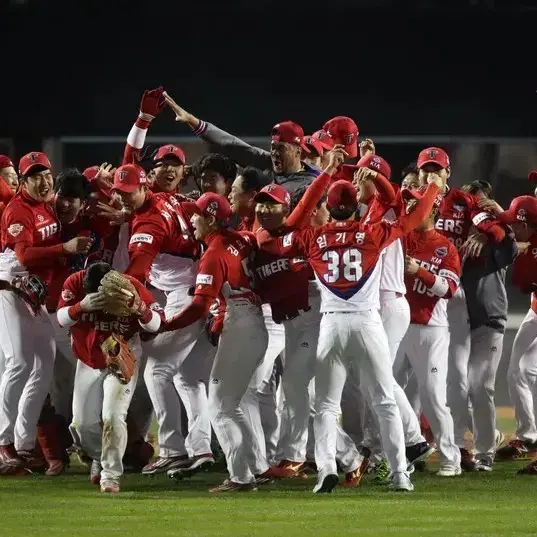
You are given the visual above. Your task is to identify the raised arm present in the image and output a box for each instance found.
[163,92,271,169]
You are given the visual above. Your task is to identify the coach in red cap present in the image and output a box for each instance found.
[151,144,186,194]
[163,91,320,194]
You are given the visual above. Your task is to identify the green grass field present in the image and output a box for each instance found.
[3,409,537,537]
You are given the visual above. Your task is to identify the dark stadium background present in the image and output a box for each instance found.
[3,0,537,403]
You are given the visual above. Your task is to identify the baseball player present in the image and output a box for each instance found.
[57,262,162,493]
[161,193,269,492]
[254,151,367,483]
[163,91,319,193]
[417,147,507,467]
[0,152,92,473]
[112,163,214,475]
[0,155,19,208]
[256,178,441,493]
[345,146,433,471]
[395,188,462,476]
[459,182,518,470]
[496,197,537,460]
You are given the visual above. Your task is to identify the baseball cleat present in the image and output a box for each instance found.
[167,453,215,480]
[495,439,537,461]
[0,463,31,476]
[45,460,66,476]
[0,444,24,468]
[460,448,477,471]
[254,471,275,485]
[209,479,257,493]
[517,459,537,475]
[475,459,493,472]
[390,471,414,492]
[17,450,46,472]
[372,459,390,485]
[90,460,102,485]
[437,464,462,477]
[264,460,305,479]
[406,441,436,470]
[341,457,370,488]
[142,455,190,475]
[313,470,339,494]
[100,479,120,493]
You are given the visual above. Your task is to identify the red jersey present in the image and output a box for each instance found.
[254,239,311,323]
[194,229,261,324]
[404,230,460,326]
[512,232,537,314]
[57,270,163,369]
[435,187,504,249]
[258,219,409,313]
[361,184,404,225]
[0,191,64,286]
[126,192,200,290]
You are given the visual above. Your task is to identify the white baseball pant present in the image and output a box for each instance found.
[143,288,204,457]
[314,309,407,476]
[176,333,217,456]
[0,291,56,451]
[245,305,285,469]
[70,339,141,481]
[467,325,504,463]
[208,311,269,484]
[398,324,460,467]
[363,295,424,456]
[446,286,472,448]
[507,308,537,444]
[277,299,321,463]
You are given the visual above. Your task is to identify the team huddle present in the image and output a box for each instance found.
[1,87,537,495]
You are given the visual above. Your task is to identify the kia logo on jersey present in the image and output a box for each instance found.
[435,247,448,257]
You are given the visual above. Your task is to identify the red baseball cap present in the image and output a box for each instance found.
[254,184,291,206]
[327,180,358,212]
[304,136,325,157]
[112,164,148,193]
[311,130,334,150]
[0,155,14,170]
[83,166,99,181]
[322,116,359,158]
[19,152,52,176]
[417,147,450,169]
[498,196,537,225]
[154,144,186,165]
[184,192,232,223]
[271,121,310,153]
[345,154,391,181]
[402,185,443,209]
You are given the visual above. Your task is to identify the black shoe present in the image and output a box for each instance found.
[406,441,435,469]
[475,459,492,472]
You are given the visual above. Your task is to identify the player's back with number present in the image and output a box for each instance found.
[302,219,400,313]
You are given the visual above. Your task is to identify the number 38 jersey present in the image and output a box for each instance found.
[405,229,460,326]
[268,219,408,313]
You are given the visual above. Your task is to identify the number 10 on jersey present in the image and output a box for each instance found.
[322,249,363,283]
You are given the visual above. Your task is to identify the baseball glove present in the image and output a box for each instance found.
[11,274,48,316]
[100,334,136,385]
[99,270,146,317]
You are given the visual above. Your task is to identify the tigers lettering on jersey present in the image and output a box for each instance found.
[256,258,289,279]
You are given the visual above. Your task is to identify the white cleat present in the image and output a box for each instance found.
[437,465,462,477]
[312,469,339,494]
[390,471,414,492]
